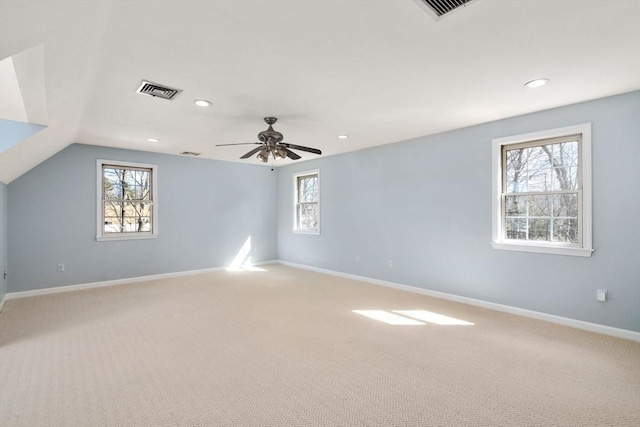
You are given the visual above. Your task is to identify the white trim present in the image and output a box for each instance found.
[276,260,640,342]
[96,159,158,241]
[0,293,6,312]
[490,242,593,257]
[293,169,320,235]
[4,261,276,300]
[491,123,593,256]
[96,234,158,242]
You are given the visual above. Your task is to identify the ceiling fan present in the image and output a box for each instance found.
[216,117,322,162]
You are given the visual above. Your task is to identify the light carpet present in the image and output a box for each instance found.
[1,264,639,426]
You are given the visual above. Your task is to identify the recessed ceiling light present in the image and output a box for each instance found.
[524,78,549,88]
[337,135,349,139]
[147,138,159,142]
[194,99,211,107]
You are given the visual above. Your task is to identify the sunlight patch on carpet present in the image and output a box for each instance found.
[394,310,474,325]
[352,310,426,325]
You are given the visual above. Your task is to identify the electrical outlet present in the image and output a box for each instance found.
[57,263,65,272]
[388,260,393,268]
[355,255,360,263]
[597,289,607,302]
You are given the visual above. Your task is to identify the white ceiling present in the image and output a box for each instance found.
[1,0,639,182]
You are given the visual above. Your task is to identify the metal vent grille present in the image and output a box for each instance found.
[136,80,182,100]
[179,151,201,157]
[414,0,477,20]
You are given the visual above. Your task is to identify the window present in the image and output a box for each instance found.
[492,124,592,257]
[96,160,157,241]
[294,170,320,234]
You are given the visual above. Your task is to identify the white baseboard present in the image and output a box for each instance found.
[4,261,276,301]
[276,260,640,342]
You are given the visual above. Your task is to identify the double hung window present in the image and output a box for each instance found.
[492,124,592,256]
[97,160,157,241]
[294,170,319,234]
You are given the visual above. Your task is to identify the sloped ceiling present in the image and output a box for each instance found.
[0,0,639,183]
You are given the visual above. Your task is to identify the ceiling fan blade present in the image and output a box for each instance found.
[279,143,322,155]
[240,146,263,159]
[282,147,301,160]
[216,142,261,146]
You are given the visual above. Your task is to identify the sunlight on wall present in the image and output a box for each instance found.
[353,309,474,326]
[393,310,474,325]
[227,236,252,270]
[226,236,266,271]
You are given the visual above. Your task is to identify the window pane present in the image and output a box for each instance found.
[528,219,550,241]
[131,170,151,200]
[528,194,550,217]
[103,167,152,201]
[103,202,152,233]
[506,218,527,240]
[555,140,579,167]
[526,168,552,192]
[298,176,318,203]
[505,196,526,217]
[505,140,579,194]
[551,166,578,191]
[297,203,318,231]
[526,146,552,171]
[552,193,578,218]
[505,195,552,242]
[505,195,551,218]
[553,219,579,243]
[103,168,124,200]
[104,201,123,233]
[506,168,527,193]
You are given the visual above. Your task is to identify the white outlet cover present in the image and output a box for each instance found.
[597,289,607,302]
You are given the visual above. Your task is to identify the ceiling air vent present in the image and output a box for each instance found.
[413,0,477,21]
[179,151,201,157]
[136,80,182,100]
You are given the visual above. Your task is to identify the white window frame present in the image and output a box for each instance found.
[491,124,593,257]
[96,159,158,241]
[293,169,320,235]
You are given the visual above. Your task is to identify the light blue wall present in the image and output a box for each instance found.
[277,91,640,332]
[8,144,277,292]
[0,119,47,153]
[0,183,7,302]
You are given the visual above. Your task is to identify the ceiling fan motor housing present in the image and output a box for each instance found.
[258,117,284,145]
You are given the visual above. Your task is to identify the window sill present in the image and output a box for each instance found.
[491,242,593,257]
[97,234,158,242]
[293,230,320,235]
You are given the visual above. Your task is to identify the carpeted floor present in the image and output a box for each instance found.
[1,264,639,426]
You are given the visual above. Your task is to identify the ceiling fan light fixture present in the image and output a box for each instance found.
[257,148,269,163]
[274,147,286,159]
[194,99,212,107]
